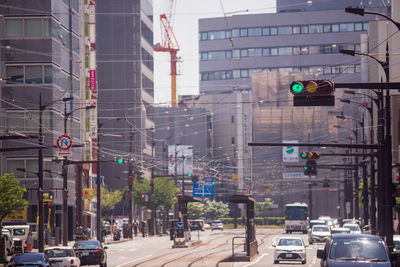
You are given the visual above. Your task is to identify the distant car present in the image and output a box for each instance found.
[211,220,223,231]
[73,240,107,267]
[342,218,360,226]
[7,252,50,267]
[309,220,326,230]
[342,223,361,234]
[273,236,307,264]
[45,246,81,267]
[189,220,205,231]
[317,234,396,266]
[330,227,351,235]
[1,229,14,256]
[309,225,331,244]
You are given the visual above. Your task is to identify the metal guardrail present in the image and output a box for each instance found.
[232,236,246,257]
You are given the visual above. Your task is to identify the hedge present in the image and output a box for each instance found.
[218,217,284,226]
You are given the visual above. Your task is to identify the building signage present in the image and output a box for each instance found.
[282,140,299,162]
[282,172,308,179]
[168,145,193,176]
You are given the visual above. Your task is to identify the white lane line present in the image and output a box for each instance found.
[115,254,152,267]
[242,253,268,267]
[128,248,137,252]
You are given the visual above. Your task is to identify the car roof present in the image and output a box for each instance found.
[330,234,381,240]
[331,227,350,231]
[343,223,360,227]
[45,246,74,250]
[312,225,329,229]
[278,236,302,240]
[310,220,325,223]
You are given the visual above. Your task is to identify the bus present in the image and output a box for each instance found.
[285,203,309,234]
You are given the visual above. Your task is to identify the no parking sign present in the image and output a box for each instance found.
[57,135,72,156]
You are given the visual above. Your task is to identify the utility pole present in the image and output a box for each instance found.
[38,94,45,252]
[96,118,102,242]
[128,126,133,238]
[354,130,360,220]
[150,133,156,235]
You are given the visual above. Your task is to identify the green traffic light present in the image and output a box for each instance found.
[301,152,307,159]
[117,158,123,164]
[187,173,192,177]
[291,82,304,94]
[212,182,215,185]
[307,180,312,184]
[303,166,308,170]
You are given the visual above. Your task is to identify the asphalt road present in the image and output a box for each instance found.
[97,228,325,267]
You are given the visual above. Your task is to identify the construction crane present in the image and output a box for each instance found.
[154,13,180,108]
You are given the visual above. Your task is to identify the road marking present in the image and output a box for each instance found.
[128,248,137,252]
[242,253,268,267]
[115,255,152,267]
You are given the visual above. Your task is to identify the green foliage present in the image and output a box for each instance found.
[101,187,124,215]
[155,177,178,211]
[188,202,205,219]
[0,173,28,226]
[204,199,229,220]
[394,197,400,214]
[255,198,273,216]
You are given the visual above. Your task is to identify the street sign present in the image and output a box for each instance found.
[94,176,105,186]
[176,222,183,229]
[56,134,72,156]
[193,178,214,198]
[282,140,299,162]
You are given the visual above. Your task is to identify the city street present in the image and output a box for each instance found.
[97,228,324,267]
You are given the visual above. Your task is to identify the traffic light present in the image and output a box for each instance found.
[49,190,54,206]
[290,80,335,106]
[304,159,317,176]
[117,158,123,164]
[300,151,320,160]
[191,175,199,182]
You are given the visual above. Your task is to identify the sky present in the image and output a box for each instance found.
[153,0,277,105]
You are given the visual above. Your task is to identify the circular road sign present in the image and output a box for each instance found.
[56,135,72,150]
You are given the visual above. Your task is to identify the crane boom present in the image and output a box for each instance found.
[154,13,180,107]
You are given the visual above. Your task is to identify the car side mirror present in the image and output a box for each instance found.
[390,252,398,262]
[317,249,325,259]
[104,246,108,249]
[272,244,276,247]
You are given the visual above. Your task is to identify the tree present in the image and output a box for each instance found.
[204,199,229,220]
[101,187,124,216]
[255,198,273,216]
[133,179,150,208]
[0,173,28,228]
[188,202,204,219]
[155,177,177,211]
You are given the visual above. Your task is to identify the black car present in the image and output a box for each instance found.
[317,234,397,266]
[73,240,107,267]
[7,252,50,267]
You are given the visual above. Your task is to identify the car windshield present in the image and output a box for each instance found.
[394,240,400,251]
[73,240,100,249]
[329,238,388,261]
[343,225,360,231]
[13,254,45,263]
[331,229,350,234]
[45,249,75,258]
[278,239,302,246]
[13,228,26,236]
[314,226,329,232]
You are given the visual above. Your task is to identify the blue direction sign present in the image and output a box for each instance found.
[192,178,214,198]
[176,222,184,229]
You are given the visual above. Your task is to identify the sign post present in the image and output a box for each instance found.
[56,135,72,157]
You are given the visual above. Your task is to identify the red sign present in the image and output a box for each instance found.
[56,135,72,150]
[90,70,96,90]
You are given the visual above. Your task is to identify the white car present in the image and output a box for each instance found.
[342,223,361,234]
[1,229,14,256]
[308,225,331,244]
[44,246,81,267]
[273,236,307,264]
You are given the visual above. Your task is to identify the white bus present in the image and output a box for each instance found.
[285,203,309,234]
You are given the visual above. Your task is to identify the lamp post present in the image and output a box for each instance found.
[336,115,367,224]
[342,93,378,234]
[334,124,359,218]
[340,45,391,242]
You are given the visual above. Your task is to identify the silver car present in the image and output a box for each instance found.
[308,225,331,244]
[273,236,307,264]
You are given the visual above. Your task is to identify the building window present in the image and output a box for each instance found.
[231,115,235,123]
[323,24,331,33]
[240,28,248,37]
[278,26,292,35]
[5,66,24,84]
[248,27,261,36]
[25,66,43,84]
[6,64,53,85]
[7,111,51,132]
[6,19,23,37]
[270,27,278,35]
[262,27,270,36]
[292,26,301,34]
[232,137,235,144]
[6,18,51,38]
[7,158,52,178]
[262,48,270,56]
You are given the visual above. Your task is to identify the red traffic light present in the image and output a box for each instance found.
[290,80,334,96]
